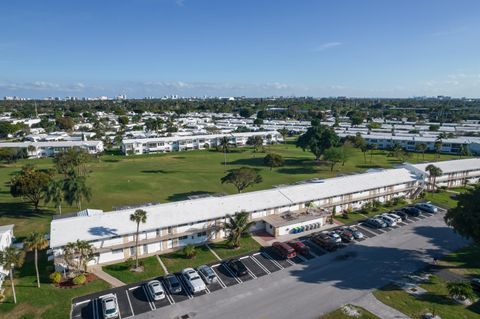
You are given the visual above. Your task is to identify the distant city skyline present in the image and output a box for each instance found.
[1,0,479,98]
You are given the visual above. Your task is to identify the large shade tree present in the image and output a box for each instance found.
[130,209,147,269]
[263,153,284,171]
[296,124,339,161]
[444,186,480,244]
[9,165,52,211]
[23,232,49,288]
[223,212,255,248]
[221,167,262,193]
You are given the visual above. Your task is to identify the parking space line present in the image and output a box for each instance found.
[160,279,176,304]
[211,266,228,288]
[125,291,135,318]
[223,263,243,283]
[251,254,271,274]
[177,274,194,299]
[142,285,155,310]
[114,293,122,319]
[92,299,97,319]
[296,254,308,262]
[286,258,296,266]
[261,251,284,270]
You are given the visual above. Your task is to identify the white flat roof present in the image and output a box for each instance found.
[122,131,279,144]
[412,158,480,174]
[50,167,418,248]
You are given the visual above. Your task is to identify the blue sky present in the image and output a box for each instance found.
[1,0,479,98]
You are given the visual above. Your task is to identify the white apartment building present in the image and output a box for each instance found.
[0,225,14,288]
[0,140,104,158]
[121,131,283,155]
[405,158,480,188]
[338,132,480,155]
[50,164,427,268]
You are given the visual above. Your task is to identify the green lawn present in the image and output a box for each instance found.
[0,251,111,319]
[0,143,465,238]
[102,256,165,284]
[374,275,480,319]
[424,191,459,209]
[442,245,480,277]
[209,236,261,259]
[160,245,219,273]
[321,305,380,319]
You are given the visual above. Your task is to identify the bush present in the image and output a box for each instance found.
[72,274,86,285]
[49,271,62,284]
[183,244,197,259]
[125,257,134,269]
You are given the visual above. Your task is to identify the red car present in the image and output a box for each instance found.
[272,241,296,259]
[286,240,310,255]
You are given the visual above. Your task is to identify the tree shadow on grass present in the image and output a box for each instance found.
[227,158,264,167]
[101,158,122,163]
[277,167,318,174]
[356,164,383,169]
[141,169,177,174]
[167,191,216,202]
[0,201,49,218]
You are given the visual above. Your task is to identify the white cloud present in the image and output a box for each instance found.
[314,42,342,52]
[0,81,95,92]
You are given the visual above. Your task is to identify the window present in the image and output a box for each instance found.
[197,231,207,237]
[112,249,122,254]
[156,229,161,236]
[130,247,136,256]
[167,227,173,234]
[179,236,188,240]
[143,244,148,254]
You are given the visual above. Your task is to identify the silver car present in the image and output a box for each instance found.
[197,264,218,285]
[146,280,165,301]
[100,293,119,319]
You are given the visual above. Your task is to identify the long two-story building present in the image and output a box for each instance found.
[0,140,104,158]
[121,131,283,155]
[49,158,480,270]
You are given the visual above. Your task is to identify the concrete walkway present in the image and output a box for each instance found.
[89,265,125,288]
[353,292,411,319]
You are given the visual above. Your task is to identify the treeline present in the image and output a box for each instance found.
[1,97,480,123]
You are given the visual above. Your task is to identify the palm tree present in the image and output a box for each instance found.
[44,179,64,214]
[278,127,289,147]
[223,212,254,248]
[219,136,230,170]
[425,164,443,192]
[23,232,49,288]
[0,247,25,304]
[76,240,95,273]
[416,143,427,160]
[63,171,91,210]
[434,139,443,160]
[130,209,147,269]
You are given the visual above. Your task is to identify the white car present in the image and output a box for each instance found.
[100,293,119,319]
[182,268,206,294]
[384,213,401,223]
[377,214,397,227]
[146,280,165,301]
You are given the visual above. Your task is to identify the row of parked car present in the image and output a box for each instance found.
[363,203,437,229]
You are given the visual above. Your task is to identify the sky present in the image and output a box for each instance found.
[1,0,480,98]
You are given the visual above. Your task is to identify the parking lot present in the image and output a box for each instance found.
[71,204,443,319]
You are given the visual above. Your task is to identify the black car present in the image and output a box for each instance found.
[363,218,387,229]
[401,206,421,217]
[391,210,408,221]
[471,278,480,291]
[226,259,248,277]
[311,234,340,251]
[164,274,182,294]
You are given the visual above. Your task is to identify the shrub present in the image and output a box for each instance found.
[49,271,62,284]
[73,274,87,285]
[183,244,197,259]
[125,257,134,269]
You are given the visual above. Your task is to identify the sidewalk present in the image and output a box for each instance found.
[353,292,411,319]
[89,265,126,288]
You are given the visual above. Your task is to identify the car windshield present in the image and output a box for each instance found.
[190,274,200,280]
[104,300,116,313]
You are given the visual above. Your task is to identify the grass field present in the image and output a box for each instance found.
[321,305,380,319]
[0,142,465,238]
[102,256,165,284]
[209,236,261,260]
[160,245,219,273]
[0,251,111,319]
[374,275,480,319]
